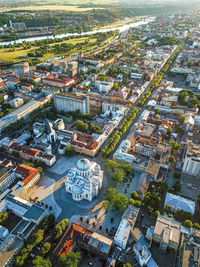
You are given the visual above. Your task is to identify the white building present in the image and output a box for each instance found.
[134,242,158,267]
[95,79,114,93]
[65,158,103,201]
[0,226,9,240]
[183,154,200,177]
[164,193,195,215]
[114,218,131,249]
[102,102,125,115]
[35,151,56,166]
[131,72,143,79]
[0,165,15,192]
[9,98,24,109]
[113,140,135,164]
[54,93,89,114]
[0,100,41,133]
[13,62,29,75]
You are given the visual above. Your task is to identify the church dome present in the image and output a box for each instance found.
[77,158,91,172]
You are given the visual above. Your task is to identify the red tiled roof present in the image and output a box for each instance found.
[33,70,49,75]
[21,146,40,157]
[16,164,39,185]
[21,74,39,80]
[0,81,5,88]
[54,223,92,258]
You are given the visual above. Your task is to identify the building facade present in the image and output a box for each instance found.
[65,158,103,201]
[54,93,89,114]
[0,165,15,192]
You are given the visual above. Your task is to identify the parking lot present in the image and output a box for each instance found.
[180,174,200,200]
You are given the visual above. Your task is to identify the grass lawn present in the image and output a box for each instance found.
[0,36,99,62]
[0,31,115,63]
[0,47,35,62]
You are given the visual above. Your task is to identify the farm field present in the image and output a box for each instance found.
[0,5,102,12]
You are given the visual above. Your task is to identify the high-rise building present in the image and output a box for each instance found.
[54,92,89,113]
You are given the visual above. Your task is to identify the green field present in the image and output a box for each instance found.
[0,35,110,63]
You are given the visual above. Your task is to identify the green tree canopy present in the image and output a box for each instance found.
[112,194,128,211]
[32,256,51,267]
[41,242,51,256]
[130,191,139,200]
[183,220,193,228]
[111,168,125,184]
[57,252,81,267]
[105,188,119,202]
[105,159,118,172]
[65,145,75,157]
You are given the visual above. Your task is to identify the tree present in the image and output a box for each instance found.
[29,229,44,245]
[155,210,160,217]
[102,200,110,211]
[167,126,172,134]
[65,145,75,157]
[105,188,119,202]
[133,200,141,208]
[33,256,51,267]
[123,264,131,267]
[53,219,69,240]
[131,191,138,200]
[0,211,8,224]
[155,114,160,120]
[169,155,176,163]
[57,252,81,267]
[105,159,117,172]
[112,193,128,211]
[169,141,181,150]
[37,167,43,173]
[187,98,199,108]
[178,115,185,123]
[183,220,193,228]
[41,242,51,256]
[121,163,132,175]
[193,223,200,230]
[173,181,181,192]
[75,120,88,132]
[48,213,55,225]
[111,168,125,184]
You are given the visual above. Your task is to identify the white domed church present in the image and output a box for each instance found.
[64,158,103,201]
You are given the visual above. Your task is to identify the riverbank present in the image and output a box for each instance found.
[0,34,114,64]
[92,17,137,30]
[0,17,155,46]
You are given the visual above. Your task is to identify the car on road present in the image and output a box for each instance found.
[88,262,93,266]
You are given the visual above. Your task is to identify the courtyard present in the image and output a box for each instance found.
[23,154,145,239]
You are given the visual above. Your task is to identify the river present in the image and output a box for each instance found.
[0,17,155,46]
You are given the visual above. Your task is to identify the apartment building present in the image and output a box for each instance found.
[54,92,89,114]
[152,215,181,251]
[0,100,40,133]
[15,164,40,192]
[183,143,200,177]
[0,165,15,192]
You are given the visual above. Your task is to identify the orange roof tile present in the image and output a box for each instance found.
[16,164,39,185]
